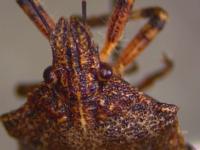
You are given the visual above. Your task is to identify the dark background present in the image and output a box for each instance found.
[0,0,199,149]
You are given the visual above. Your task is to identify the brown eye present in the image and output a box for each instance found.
[43,66,57,83]
[98,63,113,80]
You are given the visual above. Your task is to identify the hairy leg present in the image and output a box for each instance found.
[17,0,55,39]
[135,54,173,91]
[88,1,169,77]
[16,0,56,97]
[100,0,134,62]
[113,7,169,74]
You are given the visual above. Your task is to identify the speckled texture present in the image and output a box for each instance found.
[0,0,189,149]
[0,17,187,150]
[1,75,186,150]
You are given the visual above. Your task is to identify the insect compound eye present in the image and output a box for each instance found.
[98,62,113,81]
[43,66,57,83]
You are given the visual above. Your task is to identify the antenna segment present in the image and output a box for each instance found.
[82,0,87,24]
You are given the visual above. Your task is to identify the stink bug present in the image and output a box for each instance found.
[1,0,192,150]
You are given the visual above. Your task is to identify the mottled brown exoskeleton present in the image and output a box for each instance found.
[0,0,192,150]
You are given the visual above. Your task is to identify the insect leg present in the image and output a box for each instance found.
[81,0,115,27]
[113,7,169,74]
[135,54,173,91]
[100,0,134,62]
[17,0,55,39]
[84,14,109,27]
[16,82,41,97]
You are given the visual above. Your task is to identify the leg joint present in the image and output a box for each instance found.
[142,7,169,30]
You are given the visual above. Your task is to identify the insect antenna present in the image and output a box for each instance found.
[82,0,87,24]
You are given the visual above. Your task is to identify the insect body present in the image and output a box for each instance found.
[1,0,189,150]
